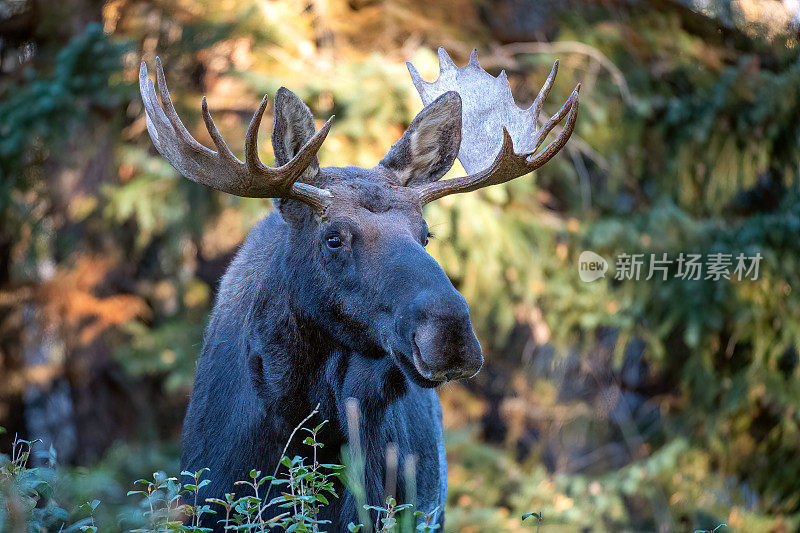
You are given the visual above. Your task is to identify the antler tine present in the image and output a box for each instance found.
[201,96,239,163]
[528,86,580,169]
[139,58,334,213]
[530,60,558,124]
[531,83,580,154]
[154,57,207,153]
[437,46,457,72]
[244,95,271,172]
[139,62,172,153]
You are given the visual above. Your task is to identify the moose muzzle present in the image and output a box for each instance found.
[406,289,483,382]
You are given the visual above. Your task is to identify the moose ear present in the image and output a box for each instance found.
[380,91,462,187]
[272,87,320,181]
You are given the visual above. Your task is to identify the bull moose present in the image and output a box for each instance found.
[138,47,579,531]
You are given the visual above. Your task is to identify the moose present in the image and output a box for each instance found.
[139,47,578,530]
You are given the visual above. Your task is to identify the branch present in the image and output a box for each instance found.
[261,403,321,508]
[485,41,632,104]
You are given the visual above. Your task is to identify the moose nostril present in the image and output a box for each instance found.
[445,371,461,381]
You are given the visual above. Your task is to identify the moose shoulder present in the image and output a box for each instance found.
[139,48,578,531]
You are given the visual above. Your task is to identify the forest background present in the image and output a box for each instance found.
[1,0,800,531]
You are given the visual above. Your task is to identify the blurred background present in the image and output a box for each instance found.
[1,0,800,531]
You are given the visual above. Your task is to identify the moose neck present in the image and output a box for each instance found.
[270,298,410,431]
[246,234,412,442]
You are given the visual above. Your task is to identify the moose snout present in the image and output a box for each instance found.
[407,290,483,383]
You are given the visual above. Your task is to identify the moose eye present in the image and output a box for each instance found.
[326,234,342,249]
[423,232,433,247]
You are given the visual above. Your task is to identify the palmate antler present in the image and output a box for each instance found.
[139,58,334,213]
[407,48,580,204]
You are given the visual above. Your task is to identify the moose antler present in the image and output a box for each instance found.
[139,58,334,213]
[407,48,580,204]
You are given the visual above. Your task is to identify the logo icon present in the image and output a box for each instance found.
[578,250,608,282]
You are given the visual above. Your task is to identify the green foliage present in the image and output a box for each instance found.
[444,428,799,532]
[418,9,800,525]
[0,434,79,532]
[115,318,207,392]
[0,424,433,532]
[0,22,127,203]
[260,420,343,531]
[3,1,800,532]
[0,21,129,285]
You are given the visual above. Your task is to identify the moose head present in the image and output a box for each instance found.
[139,48,579,388]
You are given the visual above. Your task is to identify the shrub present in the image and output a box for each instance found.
[0,418,432,533]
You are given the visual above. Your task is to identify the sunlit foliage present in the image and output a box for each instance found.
[1,0,799,531]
